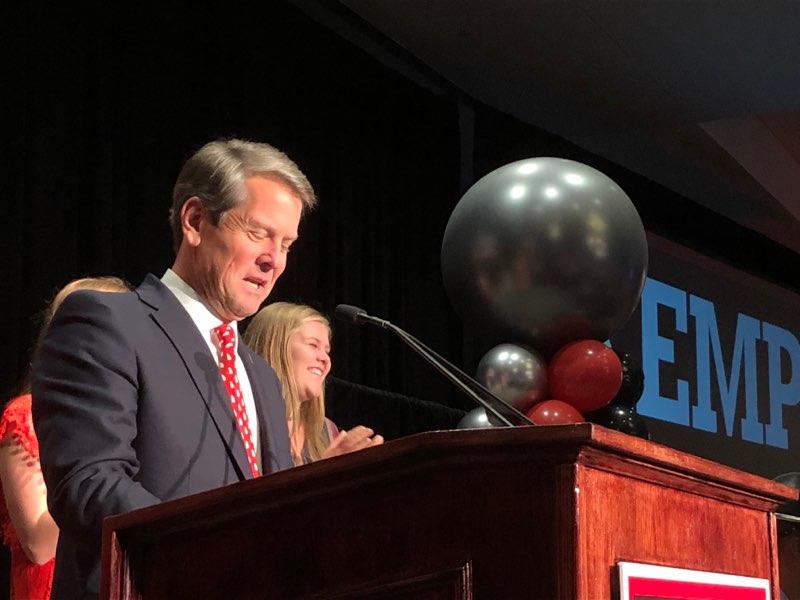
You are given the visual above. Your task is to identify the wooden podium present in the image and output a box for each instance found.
[101,424,797,599]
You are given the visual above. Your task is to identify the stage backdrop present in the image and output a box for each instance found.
[2,2,463,408]
[608,233,800,478]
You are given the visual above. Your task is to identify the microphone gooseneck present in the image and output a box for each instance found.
[334,305,533,427]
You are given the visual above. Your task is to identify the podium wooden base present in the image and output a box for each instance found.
[102,424,797,599]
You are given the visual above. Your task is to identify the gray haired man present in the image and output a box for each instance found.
[33,139,315,599]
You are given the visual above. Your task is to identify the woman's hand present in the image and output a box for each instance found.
[321,425,384,459]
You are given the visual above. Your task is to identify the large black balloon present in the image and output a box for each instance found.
[589,403,650,440]
[442,158,648,356]
[612,351,645,407]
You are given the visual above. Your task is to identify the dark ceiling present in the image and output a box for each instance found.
[337,0,800,255]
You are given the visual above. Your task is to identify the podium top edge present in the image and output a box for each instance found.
[104,423,798,536]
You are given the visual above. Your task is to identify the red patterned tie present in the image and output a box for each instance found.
[214,323,260,478]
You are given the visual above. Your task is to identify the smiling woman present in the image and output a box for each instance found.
[244,302,383,465]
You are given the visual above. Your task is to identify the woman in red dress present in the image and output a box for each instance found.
[0,276,130,600]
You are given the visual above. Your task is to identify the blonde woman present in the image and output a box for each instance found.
[0,276,130,600]
[244,302,383,465]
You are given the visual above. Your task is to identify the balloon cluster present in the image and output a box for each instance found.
[460,341,649,439]
[443,157,651,438]
[584,352,649,438]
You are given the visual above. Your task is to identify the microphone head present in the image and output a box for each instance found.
[334,304,368,324]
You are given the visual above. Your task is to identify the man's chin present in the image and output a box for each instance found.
[231,307,259,321]
[214,302,252,322]
[225,293,270,320]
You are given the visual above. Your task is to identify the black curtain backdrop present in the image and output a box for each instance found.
[3,3,466,412]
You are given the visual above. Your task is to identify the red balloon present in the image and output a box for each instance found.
[547,340,623,412]
[526,399,585,425]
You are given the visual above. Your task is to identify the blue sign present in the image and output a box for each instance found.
[637,277,800,450]
[604,235,800,479]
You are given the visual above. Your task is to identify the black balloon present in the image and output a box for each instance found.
[612,351,645,407]
[589,403,650,440]
[441,158,648,356]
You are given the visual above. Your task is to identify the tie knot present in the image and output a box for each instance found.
[214,323,235,345]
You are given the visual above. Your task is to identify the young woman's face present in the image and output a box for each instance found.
[289,320,331,402]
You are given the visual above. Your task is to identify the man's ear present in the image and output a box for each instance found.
[181,197,205,247]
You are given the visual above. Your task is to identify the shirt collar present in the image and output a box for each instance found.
[161,268,238,350]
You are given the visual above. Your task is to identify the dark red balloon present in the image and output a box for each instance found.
[547,340,623,412]
[526,399,585,425]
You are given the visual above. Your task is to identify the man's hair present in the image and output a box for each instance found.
[168,139,316,253]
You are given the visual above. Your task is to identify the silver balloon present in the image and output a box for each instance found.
[476,343,547,412]
[441,158,648,355]
[456,407,495,429]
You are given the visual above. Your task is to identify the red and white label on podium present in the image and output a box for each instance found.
[618,561,770,600]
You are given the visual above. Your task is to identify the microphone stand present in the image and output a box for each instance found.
[345,310,533,427]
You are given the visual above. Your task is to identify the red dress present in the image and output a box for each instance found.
[0,394,55,600]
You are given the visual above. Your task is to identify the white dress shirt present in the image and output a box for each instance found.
[161,269,260,461]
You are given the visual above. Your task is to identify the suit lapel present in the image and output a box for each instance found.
[238,344,290,474]
[136,274,252,480]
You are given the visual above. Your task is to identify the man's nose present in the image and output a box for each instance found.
[256,247,277,271]
[257,257,273,272]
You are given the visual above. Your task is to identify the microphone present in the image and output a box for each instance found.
[334,305,533,427]
[334,304,389,328]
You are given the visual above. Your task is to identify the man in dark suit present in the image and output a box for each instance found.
[32,139,316,599]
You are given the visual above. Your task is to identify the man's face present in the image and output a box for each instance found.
[190,176,303,321]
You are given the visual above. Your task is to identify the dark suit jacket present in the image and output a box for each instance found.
[31,274,293,599]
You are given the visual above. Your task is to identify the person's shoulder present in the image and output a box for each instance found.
[3,394,31,415]
[50,288,139,330]
[0,394,34,449]
[1,394,32,425]
[323,417,339,439]
[56,275,161,317]
[65,287,137,307]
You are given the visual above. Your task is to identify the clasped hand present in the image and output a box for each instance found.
[321,426,384,459]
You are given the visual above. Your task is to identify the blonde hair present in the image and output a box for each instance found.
[244,302,330,464]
